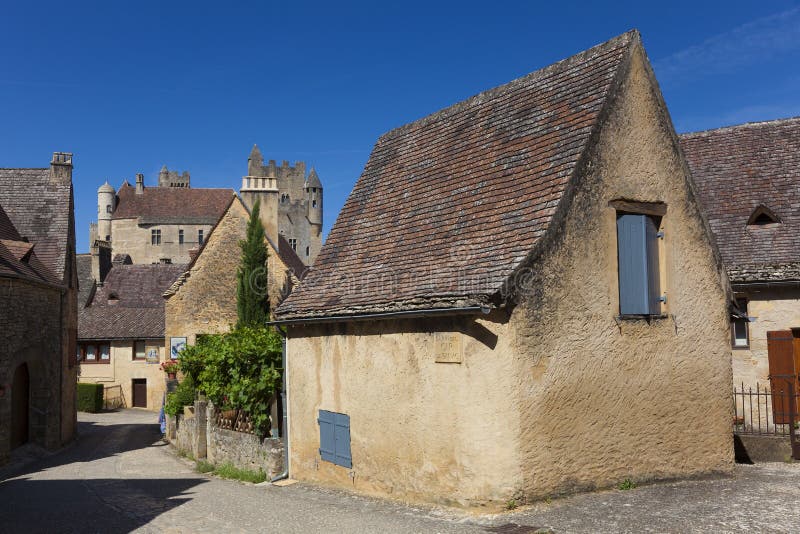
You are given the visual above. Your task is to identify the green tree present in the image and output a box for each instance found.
[237,198,270,326]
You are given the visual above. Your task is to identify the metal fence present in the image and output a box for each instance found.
[103,385,124,410]
[733,378,799,460]
[213,408,255,434]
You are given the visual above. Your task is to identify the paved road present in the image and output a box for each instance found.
[0,410,799,533]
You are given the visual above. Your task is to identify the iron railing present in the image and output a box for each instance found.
[733,377,799,460]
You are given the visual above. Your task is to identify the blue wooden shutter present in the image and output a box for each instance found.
[645,216,661,314]
[617,214,650,315]
[318,410,336,464]
[333,413,352,468]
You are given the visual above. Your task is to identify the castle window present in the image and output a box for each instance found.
[306,246,310,257]
[313,187,317,193]
[106,204,112,213]
[289,238,297,251]
[198,229,204,245]
[105,235,111,241]
[179,229,184,245]
[281,193,290,204]
[312,200,317,208]
[151,229,161,245]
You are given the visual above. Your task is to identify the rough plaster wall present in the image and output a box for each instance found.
[164,198,293,352]
[78,340,165,411]
[287,316,522,506]
[510,45,733,499]
[732,288,800,388]
[110,219,213,265]
[0,279,63,462]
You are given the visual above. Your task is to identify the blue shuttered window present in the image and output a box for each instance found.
[318,410,352,468]
[616,213,661,316]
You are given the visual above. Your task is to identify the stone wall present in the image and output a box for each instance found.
[110,218,214,265]
[0,278,65,464]
[168,400,284,478]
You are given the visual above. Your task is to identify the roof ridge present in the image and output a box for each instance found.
[0,167,48,170]
[680,116,800,138]
[378,30,638,143]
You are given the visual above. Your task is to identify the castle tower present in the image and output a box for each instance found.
[97,181,116,242]
[240,144,279,243]
[305,168,323,263]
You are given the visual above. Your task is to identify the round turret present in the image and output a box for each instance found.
[306,168,323,226]
[97,181,116,242]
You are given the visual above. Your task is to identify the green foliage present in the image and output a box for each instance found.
[213,462,266,484]
[505,499,518,510]
[237,198,270,327]
[618,478,637,491]
[164,374,196,416]
[196,460,215,473]
[178,325,283,437]
[77,383,104,412]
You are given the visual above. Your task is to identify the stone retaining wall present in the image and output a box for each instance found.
[167,399,284,478]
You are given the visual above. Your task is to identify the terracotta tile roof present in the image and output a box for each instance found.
[679,117,800,282]
[112,183,234,224]
[0,168,73,281]
[276,31,636,319]
[79,263,185,339]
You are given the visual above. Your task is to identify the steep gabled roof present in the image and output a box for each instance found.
[0,168,73,281]
[276,31,637,320]
[679,117,800,282]
[79,263,185,339]
[112,183,234,224]
[76,253,96,308]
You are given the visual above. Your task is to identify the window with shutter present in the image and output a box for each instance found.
[318,410,351,468]
[616,213,662,317]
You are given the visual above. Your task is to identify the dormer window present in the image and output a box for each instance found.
[747,205,780,226]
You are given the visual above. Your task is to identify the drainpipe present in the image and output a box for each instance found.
[270,326,289,483]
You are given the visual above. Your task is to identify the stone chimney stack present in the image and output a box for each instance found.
[135,173,144,195]
[50,152,73,184]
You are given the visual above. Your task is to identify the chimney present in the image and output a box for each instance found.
[135,173,144,195]
[50,152,73,184]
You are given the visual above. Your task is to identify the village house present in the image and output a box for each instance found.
[0,153,78,464]
[680,118,800,399]
[77,262,186,410]
[272,31,734,506]
[163,194,307,352]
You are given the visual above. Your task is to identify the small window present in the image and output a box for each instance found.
[85,344,96,361]
[134,341,146,360]
[105,235,111,241]
[313,187,317,193]
[617,212,662,316]
[178,229,184,244]
[281,193,290,204]
[732,299,750,349]
[198,229,204,245]
[99,344,110,361]
[747,205,780,226]
[318,410,351,468]
[306,246,310,257]
[288,238,297,251]
[151,229,161,245]
[106,204,112,213]
[312,199,317,208]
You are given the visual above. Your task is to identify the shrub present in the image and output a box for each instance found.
[178,325,282,437]
[77,383,104,412]
[165,374,196,416]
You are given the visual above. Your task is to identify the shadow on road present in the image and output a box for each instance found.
[0,477,206,533]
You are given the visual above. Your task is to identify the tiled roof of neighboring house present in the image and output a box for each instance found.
[679,117,800,283]
[112,183,234,224]
[0,168,73,281]
[276,31,636,319]
[79,263,185,339]
[76,254,96,308]
[0,203,60,286]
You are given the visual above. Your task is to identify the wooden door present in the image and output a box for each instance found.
[132,379,147,408]
[10,363,29,449]
[766,330,799,424]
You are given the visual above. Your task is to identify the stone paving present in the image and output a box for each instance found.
[0,410,798,533]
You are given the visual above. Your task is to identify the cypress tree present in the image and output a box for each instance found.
[237,199,270,326]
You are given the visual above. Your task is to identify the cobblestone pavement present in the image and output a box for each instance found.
[0,410,798,533]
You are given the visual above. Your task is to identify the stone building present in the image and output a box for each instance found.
[0,153,78,464]
[680,117,800,394]
[272,31,734,506]
[164,195,307,350]
[77,262,186,411]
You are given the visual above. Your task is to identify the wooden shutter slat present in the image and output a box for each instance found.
[617,214,649,315]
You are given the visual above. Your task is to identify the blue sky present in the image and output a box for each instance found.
[1,1,798,253]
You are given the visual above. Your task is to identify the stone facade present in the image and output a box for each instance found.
[164,196,302,349]
[77,340,167,411]
[279,35,733,506]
